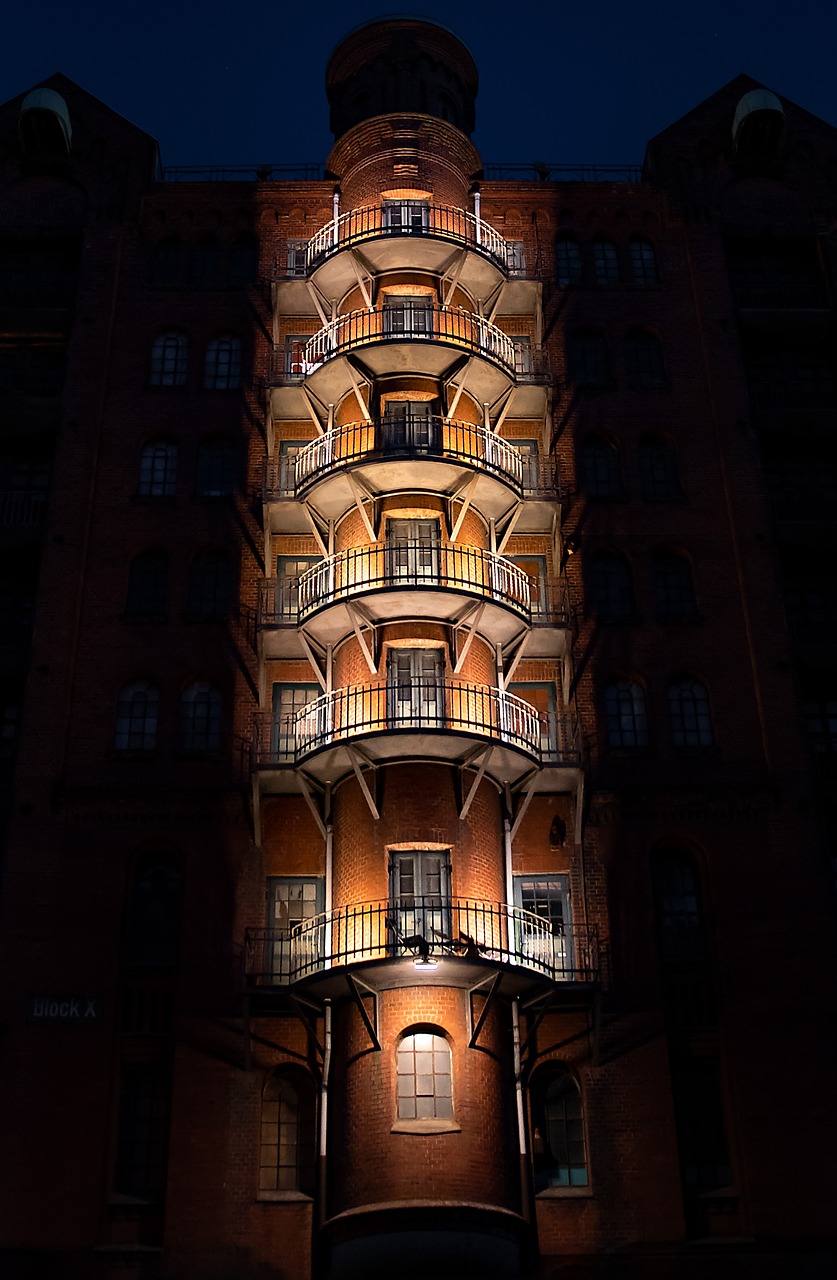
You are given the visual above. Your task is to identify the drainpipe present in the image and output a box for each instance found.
[503,817,514,915]
[318,999,332,1226]
[325,821,333,917]
[473,185,482,247]
[512,998,533,1227]
[332,189,340,246]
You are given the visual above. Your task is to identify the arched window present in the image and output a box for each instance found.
[195,438,237,496]
[555,236,582,286]
[567,330,610,388]
[138,440,177,497]
[125,860,183,968]
[191,236,222,289]
[591,552,634,619]
[228,234,259,285]
[151,236,186,288]
[186,551,232,620]
[178,682,222,753]
[114,681,159,752]
[668,678,713,747]
[396,1030,452,1121]
[125,550,169,620]
[626,329,667,389]
[593,238,619,285]
[531,1067,588,1191]
[149,330,187,388]
[259,1070,316,1195]
[652,849,705,960]
[652,551,697,619]
[638,435,680,499]
[579,435,621,497]
[202,336,241,391]
[604,678,648,748]
[630,237,659,286]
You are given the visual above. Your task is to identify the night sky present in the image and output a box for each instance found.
[3,0,837,170]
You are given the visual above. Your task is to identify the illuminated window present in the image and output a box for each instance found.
[668,678,713,748]
[604,678,648,748]
[652,551,697,619]
[202,336,241,391]
[149,330,187,387]
[125,550,169,620]
[259,1070,316,1195]
[138,440,177,497]
[396,1030,453,1120]
[178,682,222,753]
[593,238,619,285]
[114,681,159,752]
[531,1068,588,1190]
[630,237,659,286]
[555,236,582,286]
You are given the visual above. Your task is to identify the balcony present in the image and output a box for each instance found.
[274,417,522,525]
[271,305,516,406]
[244,898,599,993]
[527,578,572,657]
[258,542,530,653]
[302,203,510,300]
[252,678,579,789]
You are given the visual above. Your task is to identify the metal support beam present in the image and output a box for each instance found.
[305,279,330,327]
[299,631,328,691]
[346,475,377,542]
[289,993,326,1061]
[453,603,484,674]
[303,504,329,557]
[459,746,494,821]
[450,473,479,543]
[468,970,504,1049]
[497,502,523,554]
[345,361,372,424]
[345,972,381,1052]
[485,280,505,324]
[347,604,378,675]
[348,251,374,311]
[502,632,529,686]
[446,365,471,420]
[491,389,514,435]
[441,249,467,306]
[297,771,327,839]
[510,773,538,842]
[301,387,327,435]
[347,747,379,820]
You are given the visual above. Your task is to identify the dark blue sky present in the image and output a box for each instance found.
[4,0,836,169]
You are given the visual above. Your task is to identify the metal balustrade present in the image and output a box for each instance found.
[305,204,510,272]
[285,541,530,622]
[288,417,524,497]
[0,490,47,527]
[244,899,598,986]
[303,306,516,375]
[532,577,571,627]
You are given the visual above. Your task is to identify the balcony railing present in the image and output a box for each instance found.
[302,306,516,376]
[305,204,510,272]
[287,417,524,497]
[532,578,571,627]
[287,541,530,622]
[0,490,47,527]
[244,899,598,986]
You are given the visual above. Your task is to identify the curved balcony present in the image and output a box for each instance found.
[304,204,510,300]
[299,305,516,405]
[244,899,599,993]
[284,417,522,524]
[286,541,530,649]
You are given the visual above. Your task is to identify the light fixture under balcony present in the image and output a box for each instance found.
[413,954,438,972]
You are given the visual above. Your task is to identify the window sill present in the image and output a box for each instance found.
[256,1190,314,1203]
[536,1186,594,1199]
[391,1118,461,1135]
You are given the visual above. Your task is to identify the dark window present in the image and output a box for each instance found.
[178,682,222,753]
[382,200,430,232]
[605,678,648,748]
[531,1069,588,1190]
[579,436,621,497]
[626,330,667,388]
[149,330,187,388]
[228,234,259,285]
[591,552,634,619]
[151,236,186,288]
[593,238,619,285]
[195,438,236,496]
[0,696,20,784]
[638,436,681,499]
[567,331,610,388]
[271,682,319,760]
[286,240,308,275]
[629,237,659,286]
[284,336,311,380]
[202,337,241,391]
[191,236,222,289]
[138,441,177,497]
[396,1030,453,1120]
[276,556,321,622]
[114,1067,171,1198]
[125,551,169,620]
[652,551,697,619]
[555,236,582,286]
[652,851,705,960]
[803,693,837,765]
[506,240,526,273]
[125,862,183,968]
[114,682,159,752]
[511,335,533,375]
[668,678,714,747]
[671,1059,732,1193]
[186,551,232,620]
[265,877,324,983]
[259,1071,316,1194]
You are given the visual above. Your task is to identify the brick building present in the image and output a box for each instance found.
[0,16,836,1280]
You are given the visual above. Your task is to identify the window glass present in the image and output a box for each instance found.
[555,236,582,286]
[186,552,232,620]
[125,550,169,620]
[195,438,236,496]
[532,1069,588,1190]
[396,1031,453,1120]
[138,441,177,497]
[259,1072,316,1194]
[115,1067,171,1198]
[178,682,222,753]
[579,436,621,497]
[126,862,183,968]
[591,553,634,619]
[114,681,159,752]
[630,237,659,286]
[202,337,241,391]
[638,436,680,499]
[605,678,648,748]
[668,678,713,747]
[149,330,187,387]
[626,330,667,388]
[568,332,609,387]
[652,552,697,619]
[593,239,619,285]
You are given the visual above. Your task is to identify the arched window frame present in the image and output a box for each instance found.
[149,329,188,388]
[137,440,178,498]
[178,681,223,754]
[629,237,659,286]
[604,677,648,748]
[591,551,635,620]
[202,336,242,392]
[593,238,620,286]
[258,1068,316,1197]
[579,435,622,498]
[555,235,582,286]
[393,1027,455,1130]
[114,681,159,752]
[530,1065,589,1192]
[667,677,714,748]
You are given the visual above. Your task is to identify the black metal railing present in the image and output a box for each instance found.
[531,578,571,627]
[0,490,47,527]
[304,203,510,272]
[244,899,598,985]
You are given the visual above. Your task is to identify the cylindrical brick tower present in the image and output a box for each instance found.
[250,18,587,1279]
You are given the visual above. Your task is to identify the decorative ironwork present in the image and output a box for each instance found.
[305,203,510,272]
[245,900,598,985]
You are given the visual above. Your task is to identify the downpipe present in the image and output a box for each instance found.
[318,999,332,1227]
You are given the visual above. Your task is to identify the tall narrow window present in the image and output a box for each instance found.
[515,875,573,974]
[389,849,451,951]
[195,438,236,496]
[114,681,159,752]
[271,682,319,760]
[567,331,610,388]
[604,678,648,748]
[531,1068,588,1190]
[259,1070,316,1195]
[626,329,667,388]
[385,518,441,585]
[630,237,659,285]
[668,678,713,747]
[593,238,619,285]
[149,330,187,387]
[266,877,324,983]
[652,850,705,961]
[114,1067,172,1199]
[579,435,621,497]
[555,236,582,286]
[652,551,697,620]
[186,551,232,620]
[202,336,241,391]
[386,648,444,727]
[638,436,681,499]
[125,861,183,969]
[138,440,177,497]
[228,234,259,285]
[591,552,634,620]
[178,682,222,753]
[396,1030,453,1121]
[125,550,169,620]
